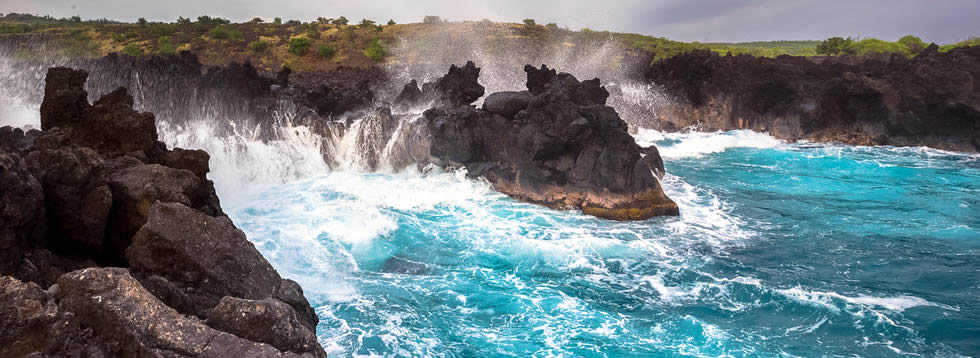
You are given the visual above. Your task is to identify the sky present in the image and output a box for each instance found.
[2,0,978,44]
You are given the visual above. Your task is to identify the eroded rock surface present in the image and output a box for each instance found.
[646,46,980,152]
[409,62,678,220]
[0,67,326,357]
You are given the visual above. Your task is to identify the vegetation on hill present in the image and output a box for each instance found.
[0,12,976,71]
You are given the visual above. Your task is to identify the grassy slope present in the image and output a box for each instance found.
[1,14,976,72]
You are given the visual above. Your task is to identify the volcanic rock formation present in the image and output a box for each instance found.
[0,67,325,357]
[645,45,980,152]
[400,62,679,220]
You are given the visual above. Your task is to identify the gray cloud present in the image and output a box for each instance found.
[2,0,977,43]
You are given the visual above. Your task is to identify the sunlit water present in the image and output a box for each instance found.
[225,129,980,357]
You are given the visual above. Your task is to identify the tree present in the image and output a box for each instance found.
[176,16,191,25]
[545,23,558,29]
[815,37,852,55]
[332,16,348,25]
[70,15,81,22]
[249,17,264,24]
[898,35,926,54]
[523,18,536,26]
[273,17,282,25]
[387,19,396,25]
[317,17,333,24]
[359,19,376,28]
[137,17,148,26]
[423,16,442,24]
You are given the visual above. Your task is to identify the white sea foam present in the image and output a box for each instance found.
[775,286,958,313]
[634,128,786,159]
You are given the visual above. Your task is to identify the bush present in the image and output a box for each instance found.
[387,19,395,25]
[317,44,336,59]
[898,35,926,54]
[845,38,910,57]
[815,37,853,55]
[197,16,230,26]
[332,16,348,25]
[249,40,269,53]
[157,36,176,55]
[364,38,387,61]
[137,17,147,26]
[249,17,264,24]
[545,23,558,29]
[288,37,312,55]
[122,43,143,57]
[176,16,191,25]
[286,20,301,26]
[359,19,376,28]
[209,26,242,41]
[273,17,282,25]
[523,18,536,26]
[423,16,442,24]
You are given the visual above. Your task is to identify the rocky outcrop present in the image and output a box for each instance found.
[0,67,325,357]
[406,62,678,220]
[645,46,980,152]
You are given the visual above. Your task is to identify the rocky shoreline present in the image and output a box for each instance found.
[644,45,980,152]
[1,68,325,357]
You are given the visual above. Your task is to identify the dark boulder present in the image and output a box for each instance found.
[381,256,429,275]
[301,81,374,116]
[426,61,485,106]
[394,79,424,108]
[0,151,45,276]
[0,126,41,152]
[0,276,57,357]
[482,91,534,118]
[207,297,324,357]
[39,67,89,131]
[422,63,678,220]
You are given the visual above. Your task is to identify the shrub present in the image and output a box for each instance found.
[387,19,395,25]
[197,16,230,26]
[898,35,926,54]
[546,23,558,29]
[157,36,176,55]
[286,20,301,26]
[70,15,81,22]
[317,44,336,59]
[523,18,536,26]
[176,16,191,25]
[288,37,312,55]
[249,17,264,24]
[209,26,242,41]
[332,16,348,25]
[423,16,442,24]
[844,38,910,57]
[815,37,853,55]
[137,17,147,26]
[364,38,387,61]
[359,19,376,28]
[122,43,143,57]
[249,40,269,53]
[273,17,282,25]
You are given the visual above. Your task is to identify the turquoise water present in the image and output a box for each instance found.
[227,130,980,357]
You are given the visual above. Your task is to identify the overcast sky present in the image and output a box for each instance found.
[3,0,978,44]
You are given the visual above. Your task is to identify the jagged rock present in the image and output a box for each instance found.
[525,64,557,95]
[426,61,485,106]
[51,267,311,357]
[126,203,299,320]
[0,151,45,276]
[640,145,666,179]
[162,148,211,178]
[0,276,57,357]
[301,81,374,116]
[394,79,424,108]
[0,126,41,152]
[107,164,201,258]
[277,66,292,87]
[207,297,324,357]
[39,67,89,131]
[482,91,533,118]
[24,130,113,256]
[646,47,980,152]
[422,63,678,220]
[275,279,319,331]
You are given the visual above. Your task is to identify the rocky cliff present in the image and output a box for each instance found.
[645,45,980,152]
[0,68,326,357]
[399,62,679,220]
